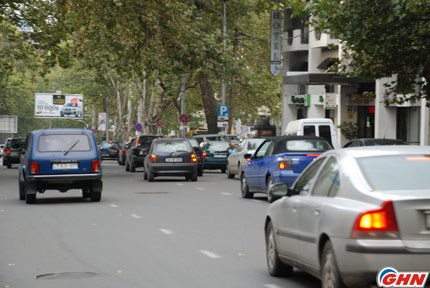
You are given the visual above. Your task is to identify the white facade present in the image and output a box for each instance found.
[281,10,430,147]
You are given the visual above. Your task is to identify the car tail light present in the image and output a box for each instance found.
[4,148,11,153]
[119,149,122,153]
[306,154,320,157]
[191,153,197,162]
[91,160,100,173]
[352,201,399,239]
[202,152,207,158]
[277,158,292,170]
[150,154,157,163]
[30,162,39,175]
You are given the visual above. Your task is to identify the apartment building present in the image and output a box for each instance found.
[281,10,429,146]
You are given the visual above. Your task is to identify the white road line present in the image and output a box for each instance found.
[264,284,281,288]
[131,214,142,219]
[200,250,220,259]
[196,187,205,190]
[221,192,232,196]
[253,200,263,203]
[176,183,184,186]
[109,204,118,208]
[159,229,174,235]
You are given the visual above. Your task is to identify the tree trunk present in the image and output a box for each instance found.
[228,28,240,134]
[198,72,218,133]
[126,84,134,137]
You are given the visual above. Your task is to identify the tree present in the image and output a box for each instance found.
[285,0,430,102]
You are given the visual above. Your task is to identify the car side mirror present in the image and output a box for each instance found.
[21,149,26,155]
[268,183,289,201]
[244,153,252,160]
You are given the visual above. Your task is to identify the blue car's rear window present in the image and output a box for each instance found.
[286,140,332,152]
[38,134,91,152]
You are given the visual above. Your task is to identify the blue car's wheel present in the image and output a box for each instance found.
[240,173,253,199]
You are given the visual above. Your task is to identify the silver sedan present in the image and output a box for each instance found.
[226,138,264,179]
[265,146,430,288]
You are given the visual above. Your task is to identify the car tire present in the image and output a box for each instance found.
[25,182,36,204]
[240,173,253,199]
[321,241,345,288]
[90,190,102,202]
[82,188,91,198]
[266,221,293,277]
[227,167,235,179]
[198,167,203,177]
[191,170,198,182]
[19,180,25,200]
[143,170,148,180]
[266,175,274,203]
[148,170,154,182]
[7,163,11,169]
[221,168,226,173]
[130,162,136,172]
[125,160,130,172]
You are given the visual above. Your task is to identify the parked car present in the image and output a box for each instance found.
[186,138,205,176]
[18,129,102,204]
[241,136,332,202]
[125,135,160,172]
[193,134,240,148]
[107,142,121,159]
[118,140,132,166]
[98,140,121,160]
[264,145,430,288]
[143,138,198,182]
[285,118,339,148]
[226,138,264,179]
[0,144,5,158]
[201,141,235,173]
[3,137,26,168]
[343,138,407,147]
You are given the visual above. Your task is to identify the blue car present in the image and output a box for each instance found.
[19,129,103,204]
[240,136,332,202]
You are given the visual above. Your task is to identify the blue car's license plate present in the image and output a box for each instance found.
[52,163,78,170]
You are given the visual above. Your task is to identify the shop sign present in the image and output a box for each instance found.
[324,93,337,109]
[270,10,282,76]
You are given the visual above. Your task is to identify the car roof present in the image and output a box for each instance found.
[33,128,92,135]
[333,145,430,158]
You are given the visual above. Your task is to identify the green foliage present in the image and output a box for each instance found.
[338,121,358,140]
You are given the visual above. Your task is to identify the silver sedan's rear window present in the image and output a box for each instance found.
[357,155,430,191]
[38,134,90,152]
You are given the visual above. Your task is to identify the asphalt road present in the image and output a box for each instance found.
[0,161,321,288]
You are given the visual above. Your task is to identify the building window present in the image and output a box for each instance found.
[287,29,293,45]
[301,24,309,44]
[325,85,335,93]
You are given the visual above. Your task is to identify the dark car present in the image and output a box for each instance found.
[143,138,198,182]
[98,140,121,160]
[201,141,234,173]
[187,138,205,176]
[107,142,121,159]
[125,135,160,172]
[343,138,407,147]
[3,137,26,168]
[18,129,102,204]
[241,136,332,202]
[118,140,132,166]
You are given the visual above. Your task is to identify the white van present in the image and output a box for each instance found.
[284,118,339,149]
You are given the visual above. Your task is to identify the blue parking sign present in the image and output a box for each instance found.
[218,105,229,116]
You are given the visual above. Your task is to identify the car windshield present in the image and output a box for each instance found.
[154,141,191,153]
[357,155,430,191]
[247,139,264,150]
[39,134,90,152]
[10,138,26,149]
[286,140,332,152]
[187,138,200,148]
[138,137,157,146]
[205,141,231,152]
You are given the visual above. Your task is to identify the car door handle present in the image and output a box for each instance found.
[314,206,322,216]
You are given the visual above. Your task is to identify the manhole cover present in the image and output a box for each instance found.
[35,272,97,280]
[135,192,168,195]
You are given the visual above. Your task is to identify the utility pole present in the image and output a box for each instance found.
[221,0,227,106]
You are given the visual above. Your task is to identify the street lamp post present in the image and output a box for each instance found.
[221,0,227,106]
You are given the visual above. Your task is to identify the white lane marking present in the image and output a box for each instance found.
[221,192,232,196]
[131,214,142,219]
[196,187,205,190]
[200,250,220,259]
[109,204,118,208]
[159,229,174,235]
[176,183,184,186]
[253,200,263,203]
[264,285,281,288]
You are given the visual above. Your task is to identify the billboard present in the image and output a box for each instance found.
[98,112,107,132]
[35,93,84,119]
[0,115,18,133]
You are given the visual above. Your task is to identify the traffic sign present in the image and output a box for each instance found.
[71,98,78,106]
[156,120,163,127]
[217,121,228,128]
[135,123,143,131]
[218,116,228,122]
[218,105,229,116]
[179,114,189,123]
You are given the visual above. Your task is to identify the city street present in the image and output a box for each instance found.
[0,161,321,288]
